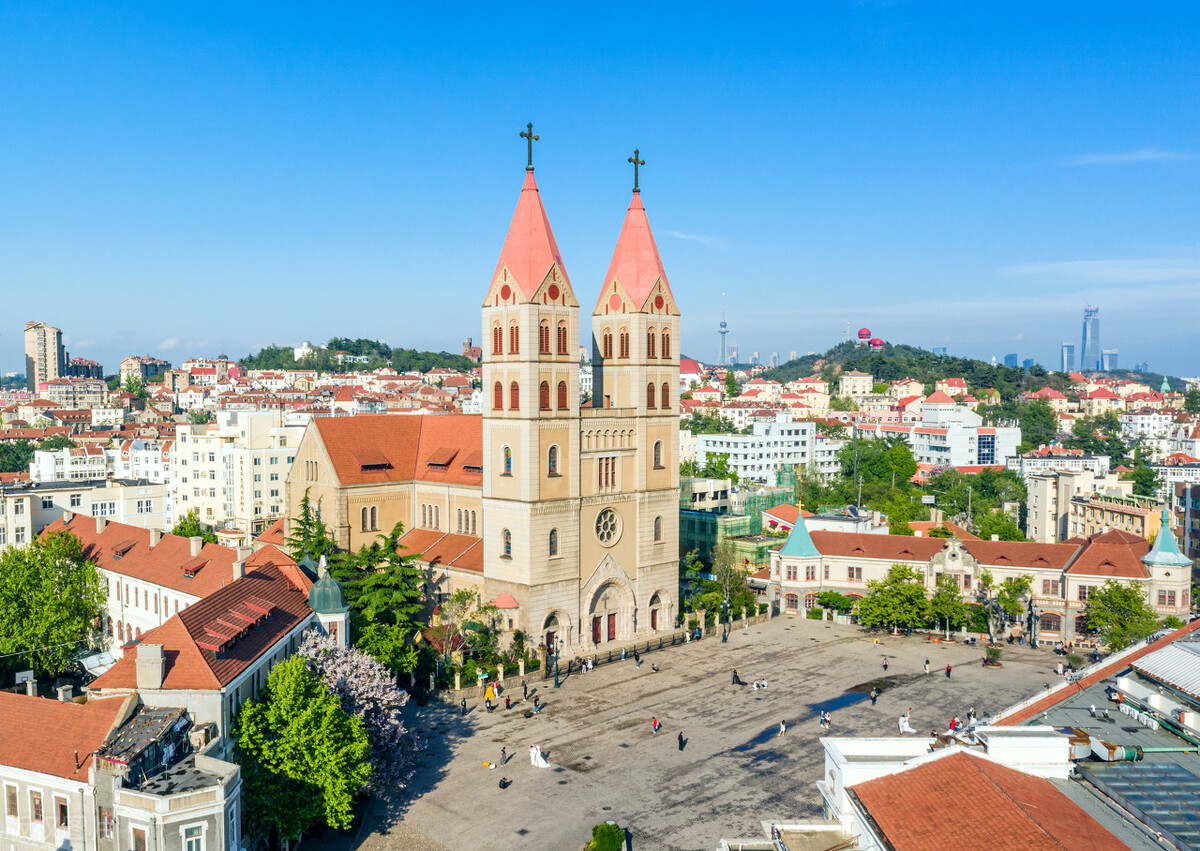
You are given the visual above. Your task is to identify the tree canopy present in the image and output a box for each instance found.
[855,564,928,633]
[0,530,104,678]
[286,489,338,562]
[1086,580,1160,651]
[239,338,476,374]
[170,509,218,544]
[0,440,37,473]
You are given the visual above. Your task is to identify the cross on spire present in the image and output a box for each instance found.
[628,148,645,192]
[520,122,540,171]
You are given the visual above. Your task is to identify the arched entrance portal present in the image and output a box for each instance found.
[588,582,633,645]
[649,593,662,631]
[543,611,572,654]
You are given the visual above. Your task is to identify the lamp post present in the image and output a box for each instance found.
[553,635,563,689]
[721,597,729,643]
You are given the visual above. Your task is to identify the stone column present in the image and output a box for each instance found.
[538,645,549,678]
[498,664,505,683]
[454,671,461,691]
[519,658,525,677]
[697,609,706,637]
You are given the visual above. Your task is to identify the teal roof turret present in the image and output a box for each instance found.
[308,555,350,615]
[780,513,821,558]
[1143,507,1192,569]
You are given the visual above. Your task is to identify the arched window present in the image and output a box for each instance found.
[647,383,656,409]
[492,323,503,355]
[539,321,550,354]
[654,516,663,541]
[557,380,568,409]
[662,330,671,359]
[471,510,477,535]
[653,440,663,468]
[539,381,550,410]
[602,328,613,359]
[619,328,630,358]
[661,383,670,409]
[510,381,520,410]
[502,446,512,475]
[421,504,427,527]
[557,321,568,355]
[432,506,438,530]
[647,328,656,358]
[135,626,142,638]
[457,509,462,533]
[361,506,369,531]
[508,322,519,354]
[549,528,558,557]
[785,593,800,611]
[502,528,512,557]
[548,445,559,476]
[1040,612,1062,633]
[370,506,378,531]
[493,381,503,410]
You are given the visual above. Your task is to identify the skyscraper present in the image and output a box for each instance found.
[1101,349,1119,371]
[1003,353,1018,368]
[1060,342,1075,373]
[24,321,66,391]
[1081,306,1100,372]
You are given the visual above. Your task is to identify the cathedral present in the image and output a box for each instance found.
[288,137,681,653]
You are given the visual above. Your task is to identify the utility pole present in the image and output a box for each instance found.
[967,486,972,524]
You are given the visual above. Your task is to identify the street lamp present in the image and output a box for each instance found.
[721,597,729,643]
[553,635,563,688]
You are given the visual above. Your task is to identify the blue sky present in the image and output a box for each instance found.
[3,2,1199,377]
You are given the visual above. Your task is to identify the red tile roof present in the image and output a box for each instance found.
[396,528,483,573]
[597,191,677,313]
[850,750,1126,850]
[492,170,571,300]
[311,414,481,486]
[810,531,947,561]
[46,515,296,598]
[89,560,314,692]
[908,521,979,541]
[255,517,287,547]
[0,692,132,781]
[963,539,1078,571]
[923,390,956,404]
[1063,529,1150,578]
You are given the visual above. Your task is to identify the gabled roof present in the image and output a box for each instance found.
[923,390,956,404]
[849,750,1126,850]
[491,170,571,301]
[0,692,132,782]
[963,539,1077,571]
[395,528,483,573]
[594,191,678,315]
[1063,529,1150,578]
[311,414,482,487]
[810,531,946,562]
[89,560,314,692]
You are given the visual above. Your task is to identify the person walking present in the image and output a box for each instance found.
[505,695,511,711]
[501,746,507,764]
[967,705,976,723]
[651,717,661,734]
[778,719,787,737]
[873,637,879,648]
[460,698,467,716]
[882,657,889,672]
[870,687,879,706]
[945,664,953,679]
[924,658,930,674]
[651,662,659,673]
[678,731,685,751]
[522,680,528,701]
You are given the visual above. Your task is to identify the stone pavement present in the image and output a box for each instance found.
[322,616,1058,851]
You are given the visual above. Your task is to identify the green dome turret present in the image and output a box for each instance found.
[308,556,349,615]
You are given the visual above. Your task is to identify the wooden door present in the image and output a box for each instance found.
[607,613,616,642]
[650,608,658,631]
[592,616,601,644]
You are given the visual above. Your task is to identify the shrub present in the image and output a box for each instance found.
[806,607,824,619]
[1162,615,1186,630]
[459,659,477,684]
[588,822,624,851]
[985,646,1003,664]
[1065,652,1085,671]
[967,604,990,634]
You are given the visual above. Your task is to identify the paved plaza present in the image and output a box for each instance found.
[332,616,1059,851]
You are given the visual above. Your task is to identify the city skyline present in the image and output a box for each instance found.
[3,4,1200,376]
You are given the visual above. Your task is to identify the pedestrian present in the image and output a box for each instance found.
[621,647,627,661]
[924,658,930,674]
[460,698,467,716]
[505,695,511,711]
[967,705,976,723]
[651,662,659,673]
[731,669,738,685]
[753,680,760,691]
[761,679,768,689]
[870,687,879,706]
[873,637,879,648]
[778,719,787,736]
[501,746,507,764]
[945,664,952,679]
[678,731,685,751]
[588,657,594,671]
[522,680,528,701]
[651,717,660,734]
[882,657,889,672]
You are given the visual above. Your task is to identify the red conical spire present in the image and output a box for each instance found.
[596,191,676,314]
[492,171,570,301]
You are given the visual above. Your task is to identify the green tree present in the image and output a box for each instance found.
[679,459,701,477]
[927,573,967,637]
[1018,399,1057,450]
[187,410,212,425]
[235,656,371,840]
[700,452,738,483]
[1086,580,1160,651]
[724,370,738,397]
[122,374,149,404]
[1065,412,1129,463]
[1123,464,1161,498]
[817,591,853,613]
[588,822,625,851]
[0,530,104,678]
[39,434,76,451]
[679,549,706,612]
[170,510,218,544]
[976,512,1025,541]
[0,440,36,474]
[855,564,928,633]
[332,523,425,633]
[286,488,338,562]
[829,395,858,412]
[684,411,740,434]
[1184,387,1200,414]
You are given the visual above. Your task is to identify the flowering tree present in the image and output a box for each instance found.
[298,630,416,791]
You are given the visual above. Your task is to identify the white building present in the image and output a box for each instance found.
[1120,408,1175,460]
[0,479,167,554]
[1025,469,1132,543]
[1006,446,1111,478]
[695,412,818,483]
[856,393,1020,467]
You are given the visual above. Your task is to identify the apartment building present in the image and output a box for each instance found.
[24,321,65,391]
[837,370,873,398]
[119,355,171,382]
[38,378,107,409]
[695,412,819,484]
[170,411,304,539]
[1006,445,1111,478]
[1025,469,1132,543]
[1171,481,1200,563]
[1068,491,1163,541]
[1149,454,1200,504]
[0,479,169,553]
[855,393,1020,467]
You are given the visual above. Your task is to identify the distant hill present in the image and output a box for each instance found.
[757,341,1074,401]
[239,338,476,374]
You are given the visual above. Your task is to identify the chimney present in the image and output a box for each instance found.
[150,528,161,549]
[56,684,73,702]
[189,536,203,557]
[63,510,74,525]
[135,644,165,691]
[991,534,1000,541]
[25,678,37,697]
[233,559,245,581]
[96,516,107,533]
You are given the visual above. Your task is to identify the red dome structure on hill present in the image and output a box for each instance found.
[869,338,885,352]
[857,327,871,341]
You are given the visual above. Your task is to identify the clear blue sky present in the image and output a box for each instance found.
[3,2,1199,377]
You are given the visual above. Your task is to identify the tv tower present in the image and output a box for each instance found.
[719,292,730,365]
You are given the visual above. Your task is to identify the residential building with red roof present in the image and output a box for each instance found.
[855,397,1020,468]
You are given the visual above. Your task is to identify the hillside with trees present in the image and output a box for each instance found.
[240,338,476,374]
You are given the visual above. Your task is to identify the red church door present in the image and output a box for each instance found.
[607,613,616,642]
[650,608,658,631]
[592,616,601,644]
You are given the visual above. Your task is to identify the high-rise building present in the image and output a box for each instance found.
[751,351,760,365]
[1101,349,1119,371]
[729,345,739,364]
[931,347,948,357]
[789,351,798,362]
[1060,342,1075,373]
[1081,306,1100,372]
[1022,358,1036,370]
[770,352,779,368]
[24,321,66,391]
[1003,353,1018,368]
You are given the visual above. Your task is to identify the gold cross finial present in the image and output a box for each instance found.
[628,148,645,192]
[520,122,540,171]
